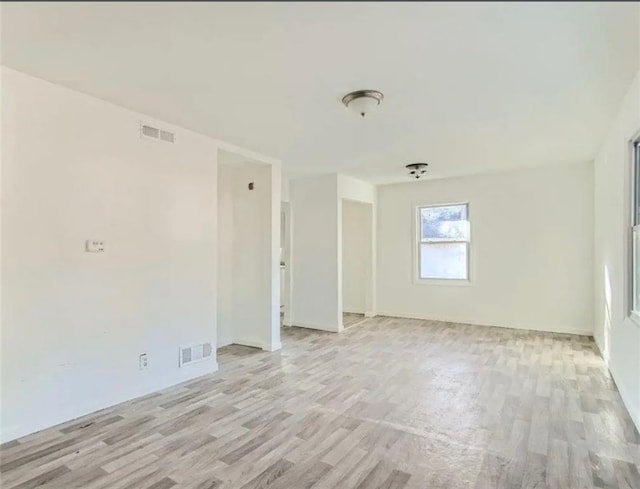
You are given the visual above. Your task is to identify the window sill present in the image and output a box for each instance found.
[629,311,640,328]
[414,278,472,287]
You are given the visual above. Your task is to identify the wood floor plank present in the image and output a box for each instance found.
[379,469,412,489]
[147,477,178,489]
[10,465,70,489]
[354,460,391,489]
[238,459,294,489]
[45,466,109,489]
[1,438,80,472]
[0,317,637,488]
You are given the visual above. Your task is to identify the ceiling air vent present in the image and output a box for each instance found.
[179,342,213,367]
[140,122,175,143]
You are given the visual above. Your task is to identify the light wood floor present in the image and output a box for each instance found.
[343,313,366,328]
[1,317,639,489]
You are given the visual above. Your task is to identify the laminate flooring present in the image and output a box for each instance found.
[1,316,639,489]
[343,313,366,328]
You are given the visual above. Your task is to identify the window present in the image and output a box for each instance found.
[632,139,640,313]
[417,203,470,281]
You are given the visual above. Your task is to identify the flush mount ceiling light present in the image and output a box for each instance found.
[341,89,384,118]
[406,162,429,179]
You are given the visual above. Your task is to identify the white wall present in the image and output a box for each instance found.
[290,175,341,331]
[1,68,219,442]
[216,164,235,347]
[217,161,281,351]
[338,175,376,204]
[342,201,370,314]
[269,163,283,347]
[280,177,291,325]
[594,68,640,430]
[290,174,376,331]
[377,162,594,334]
[338,175,377,318]
[281,176,290,203]
[231,163,280,350]
[281,201,292,326]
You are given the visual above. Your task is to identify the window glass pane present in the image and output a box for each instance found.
[420,204,469,241]
[420,242,467,280]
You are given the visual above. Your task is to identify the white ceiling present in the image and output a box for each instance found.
[1,2,638,183]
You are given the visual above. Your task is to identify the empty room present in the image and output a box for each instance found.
[1,2,639,488]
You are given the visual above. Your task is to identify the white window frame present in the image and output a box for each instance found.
[630,136,640,325]
[414,202,471,286]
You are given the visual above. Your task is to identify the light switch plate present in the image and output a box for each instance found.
[85,240,105,253]
[139,353,148,370]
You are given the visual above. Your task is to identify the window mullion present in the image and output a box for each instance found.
[421,239,468,244]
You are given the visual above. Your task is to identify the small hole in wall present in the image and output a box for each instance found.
[248,182,254,190]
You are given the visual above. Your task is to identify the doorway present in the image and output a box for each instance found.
[216,148,281,351]
[281,201,292,327]
[341,199,373,328]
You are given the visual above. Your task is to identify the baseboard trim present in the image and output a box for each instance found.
[0,362,219,443]
[376,311,593,337]
[342,308,365,315]
[608,362,640,433]
[290,322,342,333]
[343,310,377,319]
[231,338,281,352]
[593,334,640,433]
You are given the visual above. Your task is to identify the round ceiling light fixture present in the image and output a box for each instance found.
[341,89,384,118]
[406,162,429,179]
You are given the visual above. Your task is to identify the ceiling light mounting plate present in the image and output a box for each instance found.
[406,162,429,179]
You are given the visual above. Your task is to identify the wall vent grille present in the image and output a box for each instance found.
[140,122,175,143]
[159,130,175,143]
[179,342,213,367]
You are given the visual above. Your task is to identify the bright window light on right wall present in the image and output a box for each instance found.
[631,138,640,315]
